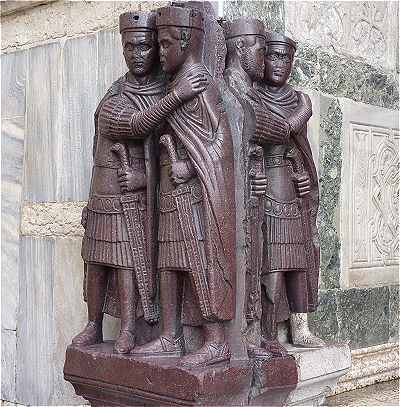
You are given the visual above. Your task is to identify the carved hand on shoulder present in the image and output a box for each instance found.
[294,173,311,197]
[175,73,209,102]
[117,168,147,193]
[169,160,195,185]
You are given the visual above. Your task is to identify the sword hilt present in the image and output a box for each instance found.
[159,134,178,163]
[111,143,130,171]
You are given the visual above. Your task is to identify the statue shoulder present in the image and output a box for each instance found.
[108,75,126,97]
[295,90,312,109]
[94,75,127,119]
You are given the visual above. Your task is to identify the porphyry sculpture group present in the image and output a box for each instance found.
[65,2,327,405]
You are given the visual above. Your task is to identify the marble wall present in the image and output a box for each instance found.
[1,0,399,404]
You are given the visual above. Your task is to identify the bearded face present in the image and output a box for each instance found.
[238,35,265,82]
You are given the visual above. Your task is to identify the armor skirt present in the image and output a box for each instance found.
[262,195,308,273]
[157,183,205,271]
[81,193,147,269]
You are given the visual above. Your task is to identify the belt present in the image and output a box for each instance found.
[159,183,203,213]
[88,192,146,214]
[264,194,300,218]
[264,155,289,168]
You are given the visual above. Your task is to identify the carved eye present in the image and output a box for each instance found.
[140,45,151,52]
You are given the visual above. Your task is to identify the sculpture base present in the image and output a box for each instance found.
[64,342,252,406]
[286,343,351,406]
[64,342,351,406]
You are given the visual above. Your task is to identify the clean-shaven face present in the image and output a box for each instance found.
[122,30,158,77]
[264,43,294,86]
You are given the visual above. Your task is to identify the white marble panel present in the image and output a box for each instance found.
[58,34,98,201]
[23,43,61,202]
[97,28,126,100]
[286,343,351,405]
[1,50,27,118]
[340,99,399,288]
[16,237,55,405]
[1,329,17,402]
[285,1,399,71]
[1,116,24,330]
[51,238,87,405]
[297,87,320,175]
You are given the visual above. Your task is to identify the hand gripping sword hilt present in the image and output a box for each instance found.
[159,134,178,163]
[111,143,130,171]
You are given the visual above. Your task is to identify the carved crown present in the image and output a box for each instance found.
[156,6,204,31]
[265,31,297,51]
[223,18,265,40]
[119,11,157,33]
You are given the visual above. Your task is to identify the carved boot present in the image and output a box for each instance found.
[114,330,136,354]
[179,323,230,368]
[290,313,325,347]
[72,321,103,346]
[261,339,288,357]
[179,342,231,369]
[131,335,184,357]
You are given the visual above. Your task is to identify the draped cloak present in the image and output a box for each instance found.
[83,73,165,318]
[166,64,236,322]
[254,83,320,312]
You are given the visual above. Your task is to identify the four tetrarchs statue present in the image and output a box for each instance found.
[71,3,324,370]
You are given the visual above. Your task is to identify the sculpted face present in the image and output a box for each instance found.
[157,27,188,75]
[122,31,158,77]
[238,35,265,82]
[264,43,294,87]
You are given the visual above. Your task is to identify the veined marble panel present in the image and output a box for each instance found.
[340,99,399,288]
[23,42,61,202]
[97,28,126,101]
[58,34,98,201]
[285,1,399,72]
[16,237,55,405]
[51,238,87,405]
[1,329,17,402]
[1,50,27,118]
[1,116,24,330]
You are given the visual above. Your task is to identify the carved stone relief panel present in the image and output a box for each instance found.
[341,99,399,288]
[285,1,399,71]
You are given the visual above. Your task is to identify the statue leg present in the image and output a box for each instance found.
[72,263,108,346]
[178,272,230,368]
[287,271,325,347]
[178,321,230,368]
[131,270,184,356]
[114,268,137,354]
[259,272,288,357]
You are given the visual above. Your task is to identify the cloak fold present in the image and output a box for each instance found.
[167,64,236,321]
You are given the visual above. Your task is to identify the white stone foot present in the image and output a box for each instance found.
[290,313,325,348]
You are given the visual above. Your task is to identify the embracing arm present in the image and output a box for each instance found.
[98,91,181,141]
[98,73,208,141]
[252,104,290,145]
[287,92,312,134]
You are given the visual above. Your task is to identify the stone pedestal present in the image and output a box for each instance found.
[286,343,352,406]
[64,342,351,406]
[64,343,252,406]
